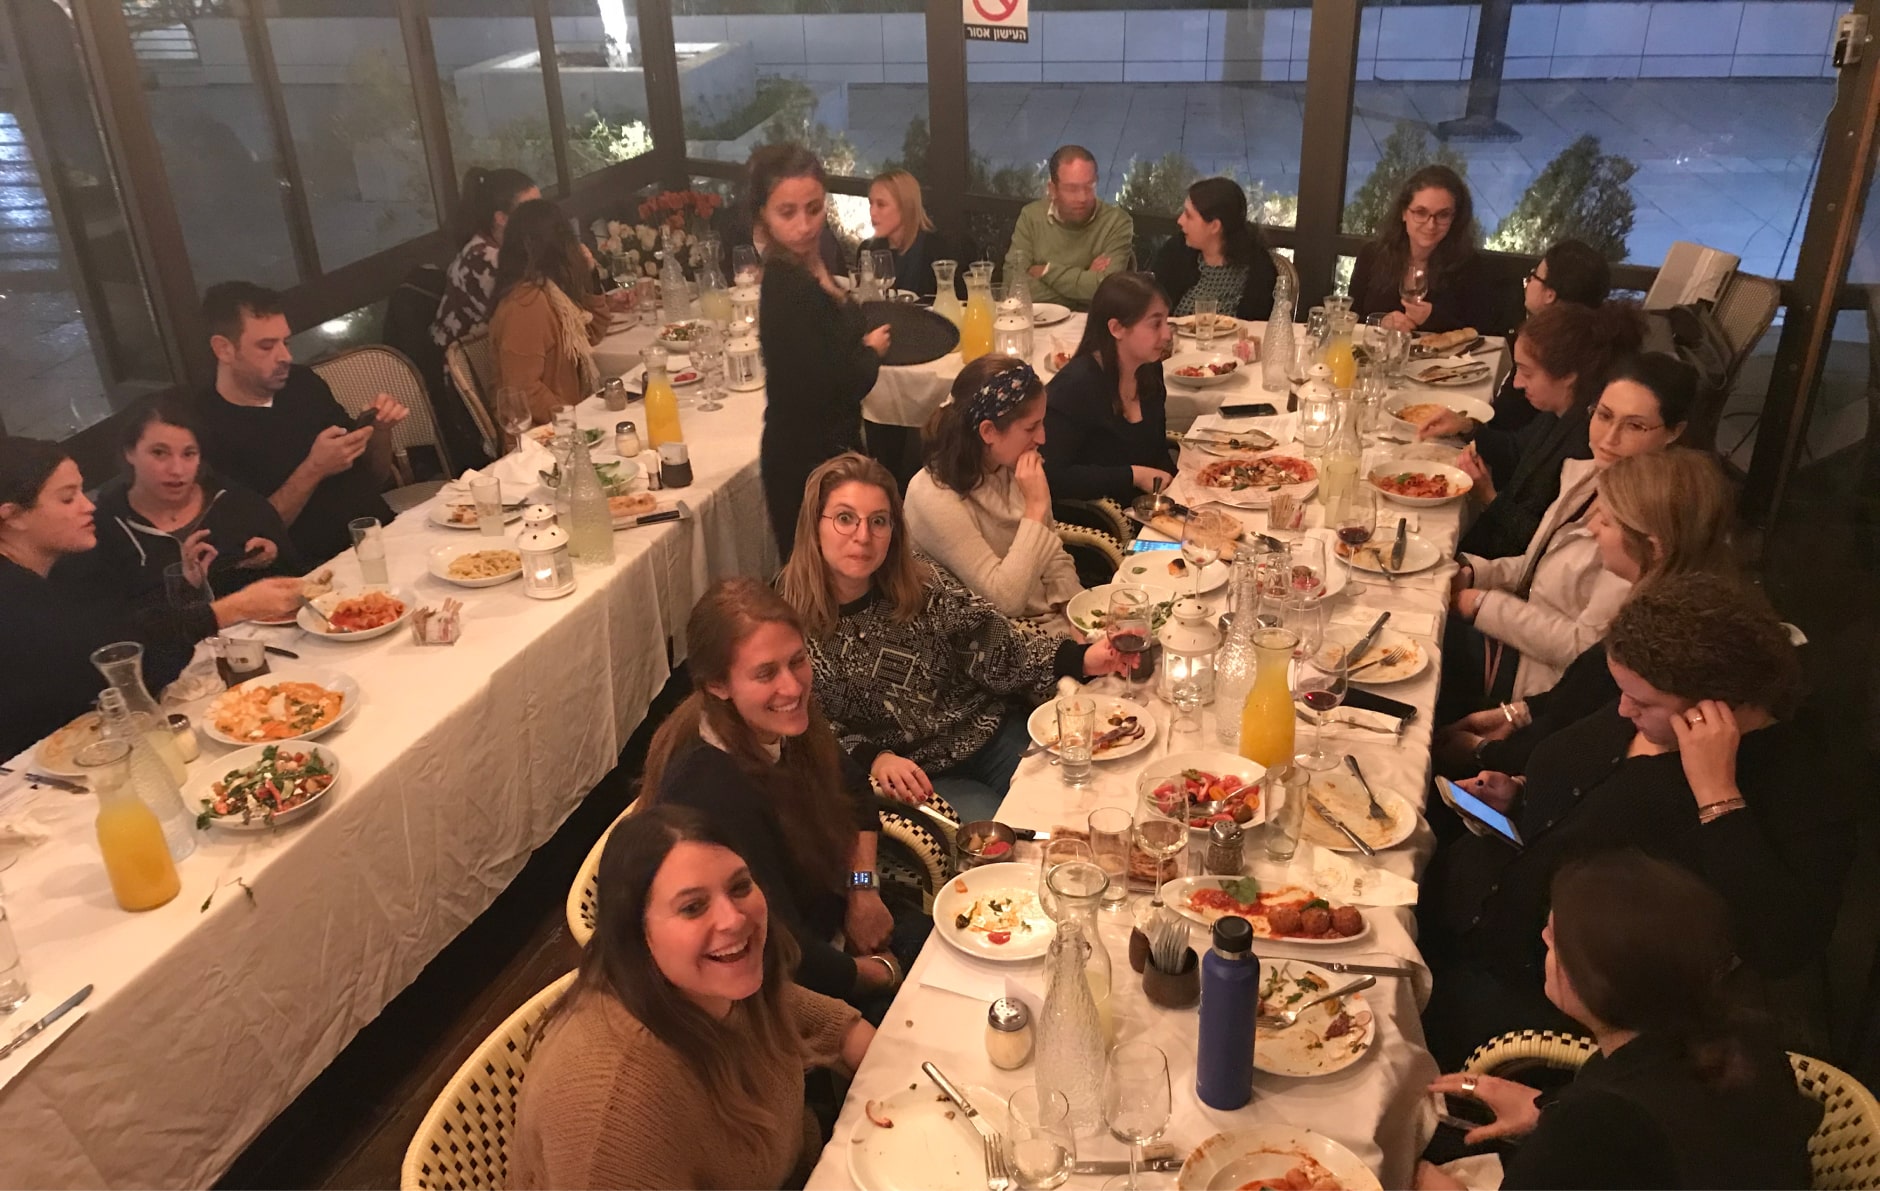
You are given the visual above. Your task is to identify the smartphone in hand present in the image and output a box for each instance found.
[349,407,379,433]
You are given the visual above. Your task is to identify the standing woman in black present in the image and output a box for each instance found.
[753,144,892,555]
[1349,165,1495,335]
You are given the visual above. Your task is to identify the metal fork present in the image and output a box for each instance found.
[1345,754,1390,822]
[1257,974,1377,1029]
[1347,645,1408,677]
[984,1133,1014,1191]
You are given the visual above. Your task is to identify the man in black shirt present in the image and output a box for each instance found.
[194,282,407,563]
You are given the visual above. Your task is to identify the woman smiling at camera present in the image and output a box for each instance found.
[512,805,873,1190]
[640,577,923,1016]
[905,355,1082,623]
[778,452,1136,822]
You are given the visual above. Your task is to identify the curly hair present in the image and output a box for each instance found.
[1604,572,1801,718]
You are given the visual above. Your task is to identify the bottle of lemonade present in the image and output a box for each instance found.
[1321,312,1358,390]
[85,740,181,912]
[1238,626,1298,770]
[643,345,684,448]
[960,268,995,363]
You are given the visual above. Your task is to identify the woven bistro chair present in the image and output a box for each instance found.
[312,345,451,512]
[1054,496,1132,542]
[445,333,502,462]
[1057,522,1126,586]
[400,970,576,1190]
[1463,1030,1880,1190]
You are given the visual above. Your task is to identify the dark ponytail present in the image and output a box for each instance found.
[1186,177,1261,271]
[451,166,537,245]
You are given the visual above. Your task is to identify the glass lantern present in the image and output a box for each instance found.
[1157,597,1221,705]
[517,503,576,599]
[729,283,760,338]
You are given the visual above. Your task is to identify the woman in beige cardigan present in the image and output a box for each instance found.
[488,197,608,425]
[512,803,873,1190]
[905,355,1083,624]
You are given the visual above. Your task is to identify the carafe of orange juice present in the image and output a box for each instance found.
[1321,312,1358,390]
[77,739,181,912]
[1238,626,1298,770]
[642,345,684,447]
[960,263,995,363]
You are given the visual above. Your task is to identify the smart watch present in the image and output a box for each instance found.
[849,870,879,891]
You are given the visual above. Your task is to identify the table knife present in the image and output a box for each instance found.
[1009,827,1054,842]
[264,645,300,660]
[0,767,85,794]
[1389,517,1408,574]
[0,984,92,1062]
[922,1061,1000,1146]
[1072,1157,1183,1175]
[1259,955,1416,978]
[1346,612,1390,671]
[1307,793,1376,857]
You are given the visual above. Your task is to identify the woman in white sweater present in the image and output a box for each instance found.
[1448,353,1697,703]
[905,355,1083,623]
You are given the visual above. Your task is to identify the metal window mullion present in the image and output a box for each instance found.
[924,0,967,239]
[1293,0,1360,305]
[238,0,322,280]
[398,0,459,225]
[533,0,573,194]
[636,0,688,191]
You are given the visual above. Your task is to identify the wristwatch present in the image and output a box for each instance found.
[849,870,879,892]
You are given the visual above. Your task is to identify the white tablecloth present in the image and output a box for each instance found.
[0,399,773,1187]
[809,406,1484,1191]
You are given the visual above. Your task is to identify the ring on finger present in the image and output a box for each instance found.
[1460,1075,1478,1095]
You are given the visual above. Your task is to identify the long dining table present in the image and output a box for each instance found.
[0,356,775,1187]
[808,391,1499,1191]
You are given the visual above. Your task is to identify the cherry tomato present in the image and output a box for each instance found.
[988,930,1012,945]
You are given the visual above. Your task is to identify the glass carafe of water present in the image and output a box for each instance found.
[91,641,187,785]
[930,260,963,327]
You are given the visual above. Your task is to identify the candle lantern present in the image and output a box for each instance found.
[729,284,761,337]
[517,503,576,599]
[1158,597,1222,705]
[726,335,765,391]
[1296,363,1338,458]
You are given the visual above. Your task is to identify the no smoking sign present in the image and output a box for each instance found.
[964,0,1027,42]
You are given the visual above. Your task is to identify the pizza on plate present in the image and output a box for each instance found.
[1196,454,1317,492]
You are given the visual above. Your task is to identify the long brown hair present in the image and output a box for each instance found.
[1551,850,1753,1087]
[922,354,1044,495]
[747,142,827,257]
[539,805,803,1141]
[637,578,855,892]
[1359,164,1478,314]
[493,197,594,307]
[1597,448,1739,592]
[1518,300,1647,408]
[1074,271,1168,389]
[776,452,930,639]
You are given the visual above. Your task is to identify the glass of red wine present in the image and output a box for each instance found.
[1334,485,1377,569]
[1294,632,1351,771]
[1107,586,1155,700]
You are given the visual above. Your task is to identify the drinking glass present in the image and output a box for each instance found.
[1193,296,1220,350]
[470,475,504,537]
[1305,304,1328,344]
[1294,631,1351,771]
[0,898,26,1011]
[1038,838,1096,921]
[1133,770,1190,902]
[731,244,762,286]
[1287,535,1328,603]
[1056,694,1096,787]
[1179,518,1220,600]
[1401,264,1429,308]
[1087,807,1133,913]
[1334,483,1377,560]
[631,278,659,326]
[1101,1043,1171,1191]
[1281,589,1324,661]
[495,386,533,454]
[162,562,213,614]
[692,320,727,413]
[1106,586,1153,700]
[349,517,389,587]
[1008,1086,1076,1190]
[1265,763,1308,862]
[871,249,897,295]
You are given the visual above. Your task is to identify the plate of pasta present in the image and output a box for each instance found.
[1367,462,1472,507]
[202,667,359,745]
[428,542,523,587]
[298,587,415,639]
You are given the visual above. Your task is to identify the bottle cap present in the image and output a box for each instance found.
[616,420,637,434]
[987,997,1031,1032]
[1211,915,1254,956]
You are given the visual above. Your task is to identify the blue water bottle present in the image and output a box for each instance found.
[1196,915,1259,1110]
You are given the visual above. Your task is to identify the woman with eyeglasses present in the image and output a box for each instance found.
[1349,165,1494,335]
[1440,352,1697,714]
[777,453,1138,823]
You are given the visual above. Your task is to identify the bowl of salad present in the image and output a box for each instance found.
[190,742,341,831]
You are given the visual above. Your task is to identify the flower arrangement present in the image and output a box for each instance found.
[591,188,725,280]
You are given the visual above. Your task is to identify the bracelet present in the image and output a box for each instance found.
[866,954,902,991]
[1698,797,1748,824]
[1499,703,1517,726]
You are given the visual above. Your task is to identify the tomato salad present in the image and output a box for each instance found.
[197,745,335,828]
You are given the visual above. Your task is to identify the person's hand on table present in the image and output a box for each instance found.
[864,324,892,358]
[1418,409,1475,440]
[1131,466,1174,494]
[1015,449,1052,521]
[1671,699,1744,812]
[871,751,932,804]
[845,890,894,954]
[235,536,279,570]
[1083,634,1140,679]
[1427,1072,1542,1144]
[1381,311,1417,334]
[1458,771,1521,813]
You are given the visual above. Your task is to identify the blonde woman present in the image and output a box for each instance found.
[861,169,960,300]
[1437,446,1738,775]
[489,197,607,424]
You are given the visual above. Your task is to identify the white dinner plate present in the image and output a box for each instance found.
[625,358,702,388]
[1171,313,1241,339]
[1333,531,1443,577]
[1143,751,1268,829]
[847,1081,1009,1191]
[1041,347,1072,374]
[1319,626,1429,685]
[1116,553,1230,594]
[188,741,342,831]
[1065,581,1176,638]
[32,711,103,778]
[1188,452,1318,509]
[1255,959,1377,1078]
[1031,301,1073,327]
[430,502,525,530]
[930,862,1055,962]
[200,665,361,747]
[1408,355,1494,388]
[1180,1126,1382,1191]
[1164,350,1246,388]
[1024,696,1157,762]
[297,587,417,640]
[427,542,523,588]
[1368,461,1473,507]
[1384,392,1495,435]
[1299,770,1418,852]
[1161,875,1371,944]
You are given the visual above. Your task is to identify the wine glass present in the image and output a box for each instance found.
[1287,534,1328,603]
[692,319,727,413]
[1038,837,1096,920]
[1107,585,1153,699]
[494,386,533,456]
[1334,485,1377,566]
[1294,632,1351,771]
[1101,1043,1172,1191]
[871,249,898,295]
[1132,768,1190,907]
[1400,264,1429,309]
[1179,518,1220,600]
[731,243,761,286]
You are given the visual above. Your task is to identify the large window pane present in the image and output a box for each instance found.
[965,2,1305,234]
[552,0,655,181]
[432,0,559,187]
[266,9,439,270]
[1343,0,1846,276]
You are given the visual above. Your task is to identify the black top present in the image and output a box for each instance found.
[759,257,881,453]
[1350,242,1497,335]
[1041,354,1171,503]
[89,475,303,605]
[1149,238,1278,322]
[657,739,877,999]
[860,230,963,301]
[1,555,216,760]
[1457,404,1592,560]
[1503,1032,1819,1190]
[1429,707,1854,988]
[194,367,392,564]
[1475,643,1617,775]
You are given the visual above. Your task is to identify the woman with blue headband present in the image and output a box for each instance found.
[905,355,1083,624]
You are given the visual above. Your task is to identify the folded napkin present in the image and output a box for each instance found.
[1309,845,1418,906]
[918,939,1045,1003]
[440,437,555,500]
[1333,606,1438,638]
[1322,706,1406,734]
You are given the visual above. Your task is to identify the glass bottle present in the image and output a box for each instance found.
[1320,394,1363,515]
[657,227,692,325]
[1036,918,1107,1131]
[1321,310,1358,390]
[90,641,187,786]
[1262,270,1294,393]
[960,264,995,364]
[643,345,684,447]
[1237,626,1298,771]
[76,740,181,912]
[1214,566,1261,748]
[564,433,616,566]
[930,260,963,328]
[1046,861,1114,1046]
[96,687,196,863]
[695,236,733,324]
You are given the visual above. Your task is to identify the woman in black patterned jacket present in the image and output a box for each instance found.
[778,453,1138,822]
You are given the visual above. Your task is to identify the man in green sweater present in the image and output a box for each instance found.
[1005,145,1135,310]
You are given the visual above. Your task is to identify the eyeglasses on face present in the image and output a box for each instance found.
[1591,403,1664,437]
[822,509,894,537]
[1525,267,1551,288]
[1407,206,1456,226]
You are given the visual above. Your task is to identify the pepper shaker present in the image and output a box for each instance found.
[1204,818,1245,875]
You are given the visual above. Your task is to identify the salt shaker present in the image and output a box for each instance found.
[985,997,1034,1070]
[615,420,641,458]
[1204,818,1245,875]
